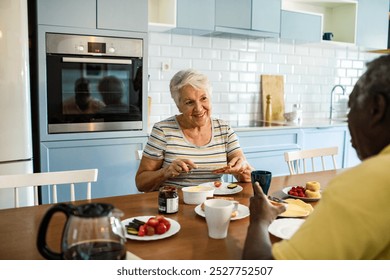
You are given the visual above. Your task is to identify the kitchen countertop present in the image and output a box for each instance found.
[233,118,348,131]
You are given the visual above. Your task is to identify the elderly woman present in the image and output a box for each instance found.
[135,69,253,192]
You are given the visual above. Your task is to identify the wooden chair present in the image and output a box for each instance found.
[284,147,338,175]
[0,169,98,208]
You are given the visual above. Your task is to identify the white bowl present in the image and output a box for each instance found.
[182,186,215,205]
[284,111,298,122]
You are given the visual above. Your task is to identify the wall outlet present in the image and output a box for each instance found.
[161,62,170,72]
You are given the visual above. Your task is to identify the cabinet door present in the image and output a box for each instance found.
[177,0,215,31]
[302,127,346,170]
[215,0,251,29]
[252,0,281,33]
[37,0,96,28]
[356,0,389,49]
[281,10,321,43]
[40,137,148,204]
[97,0,148,32]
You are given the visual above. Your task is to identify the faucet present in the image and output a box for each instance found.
[329,85,346,120]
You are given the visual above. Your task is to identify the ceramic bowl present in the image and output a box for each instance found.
[182,186,215,205]
[284,111,298,122]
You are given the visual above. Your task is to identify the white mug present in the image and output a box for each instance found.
[204,199,234,239]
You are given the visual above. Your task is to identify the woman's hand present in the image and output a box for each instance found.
[165,159,197,178]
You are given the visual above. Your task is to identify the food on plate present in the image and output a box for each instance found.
[306,181,321,191]
[214,181,222,188]
[288,186,307,197]
[125,215,171,237]
[279,198,314,217]
[227,183,238,189]
[305,181,321,198]
[305,189,322,198]
[212,165,231,173]
[200,197,238,218]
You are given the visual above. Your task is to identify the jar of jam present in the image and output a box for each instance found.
[158,186,178,214]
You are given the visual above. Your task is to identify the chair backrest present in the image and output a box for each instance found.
[135,150,143,160]
[0,169,98,208]
[284,147,338,175]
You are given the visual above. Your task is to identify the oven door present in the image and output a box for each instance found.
[46,54,143,133]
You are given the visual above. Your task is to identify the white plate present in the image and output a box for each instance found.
[282,186,321,202]
[199,182,243,195]
[194,203,250,221]
[268,218,305,240]
[121,216,180,241]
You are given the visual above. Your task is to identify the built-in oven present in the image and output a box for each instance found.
[46,33,143,134]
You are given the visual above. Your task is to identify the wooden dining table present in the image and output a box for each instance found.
[0,169,345,260]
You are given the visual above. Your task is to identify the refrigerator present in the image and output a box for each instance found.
[0,0,34,209]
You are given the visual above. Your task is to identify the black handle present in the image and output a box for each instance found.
[36,203,73,260]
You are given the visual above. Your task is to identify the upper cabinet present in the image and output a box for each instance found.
[214,0,281,37]
[176,0,215,34]
[281,10,322,43]
[356,0,389,49]
[281,0,389,49]
[37,0,148,33]
[148,0,177,31]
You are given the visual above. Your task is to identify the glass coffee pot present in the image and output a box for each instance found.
[37,203,127,260]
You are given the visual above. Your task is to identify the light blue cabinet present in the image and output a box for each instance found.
[236,129,301,176]
[356,0,389,49]
[281,10,322,43]
[40,137,148,204]
[214,0,281,37]
[37,0,148,33]
[176,0,215,33]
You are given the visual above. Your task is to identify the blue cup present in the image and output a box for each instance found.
[251,170,272,195]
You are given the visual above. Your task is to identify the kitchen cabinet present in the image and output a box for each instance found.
[40,137,148,203]
[37,0,148,33]
[149,0,177,31]
[236,129,301,176]
[215,0,281,37]
[301,126,346,171]
[175,0,215,34]
[281,10,322,43]
[356,0,389,49]
[282,0,389,49]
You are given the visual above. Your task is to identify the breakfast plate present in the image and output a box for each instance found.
[278,198,314,218]
[282,186,321,202]
[121,216,180,241]
[268,218,305,240]
[199,182,243,195]
[194,203,250,221]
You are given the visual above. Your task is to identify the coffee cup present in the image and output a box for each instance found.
[204,199,234,239]
[322,32,334,41]
[251,170,272,195]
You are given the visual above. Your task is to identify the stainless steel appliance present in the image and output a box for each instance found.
[45,33,144,133]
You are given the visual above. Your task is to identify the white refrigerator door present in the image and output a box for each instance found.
[0,0,34,209]
[0,0,33,163]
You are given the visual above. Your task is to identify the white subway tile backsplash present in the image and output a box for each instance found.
[148,32,369,125]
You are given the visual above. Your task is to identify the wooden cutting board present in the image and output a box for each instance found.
[261,75,285,121]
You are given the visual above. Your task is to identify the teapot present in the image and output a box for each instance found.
[37,203,127,260]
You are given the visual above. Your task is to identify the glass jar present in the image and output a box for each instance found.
[158,186,178,214]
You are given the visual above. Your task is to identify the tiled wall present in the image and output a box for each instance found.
[147,31,381,127]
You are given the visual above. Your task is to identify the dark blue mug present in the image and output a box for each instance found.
[251,170,272,195]
[322,32,334,41]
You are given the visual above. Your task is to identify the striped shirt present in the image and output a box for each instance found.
[143,116,242,188]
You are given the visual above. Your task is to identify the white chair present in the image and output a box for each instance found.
[135,150,143,160]
[284,147,338,175]
[0,169,98,208]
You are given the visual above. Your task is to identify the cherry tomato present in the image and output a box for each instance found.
[145,225,155,236]
[147,217,159,228]
[156,222,167,234]
[214,181,222,188]
[138,225,146,237]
